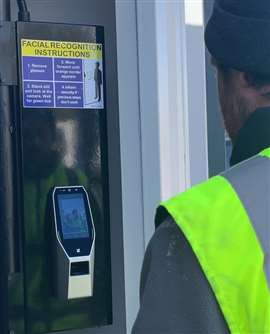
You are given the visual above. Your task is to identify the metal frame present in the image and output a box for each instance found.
[184,0,209,185]
[0,1,15,333]
[204,0,226,176]
[136,0,209,244]
[155,0,191,198]
[115,1,145,333]
[9,0,127,333]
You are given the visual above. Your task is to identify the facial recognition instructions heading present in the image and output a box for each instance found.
[21,39,104,109]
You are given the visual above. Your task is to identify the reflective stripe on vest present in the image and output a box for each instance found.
[260,148,270,158]
[221,153,270,289]
[159,148,270,334]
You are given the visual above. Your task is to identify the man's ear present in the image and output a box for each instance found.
[229,71,250,91]
[239,72,251,88]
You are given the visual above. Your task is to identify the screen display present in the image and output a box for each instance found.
[58,193,90,240]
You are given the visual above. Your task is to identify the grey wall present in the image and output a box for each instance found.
[10,1,126,333]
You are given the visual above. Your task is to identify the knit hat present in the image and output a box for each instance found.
[205,0,270,75]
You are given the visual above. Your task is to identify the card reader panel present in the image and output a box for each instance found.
[53,186,95,299]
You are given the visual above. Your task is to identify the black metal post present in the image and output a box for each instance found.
[17,0,30,21]
[0,0,14,333]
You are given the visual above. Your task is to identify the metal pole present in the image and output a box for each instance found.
[0,1,14,333]
[0,0,10,20]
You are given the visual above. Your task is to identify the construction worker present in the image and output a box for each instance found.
[132,1,270,333]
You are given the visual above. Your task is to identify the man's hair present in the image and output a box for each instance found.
[213,57,270,89]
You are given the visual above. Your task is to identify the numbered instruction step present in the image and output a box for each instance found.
[21,39,104,110]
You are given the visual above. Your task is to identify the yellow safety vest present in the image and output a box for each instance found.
[159,148,270,334]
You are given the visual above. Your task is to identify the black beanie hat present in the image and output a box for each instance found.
[205,0,270,76]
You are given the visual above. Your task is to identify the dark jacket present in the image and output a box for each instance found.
[132,108,270,334]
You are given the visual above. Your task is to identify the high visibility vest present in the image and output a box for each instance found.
[158,148,270,334]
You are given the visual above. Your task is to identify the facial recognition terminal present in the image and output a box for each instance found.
[52,186,95,300]
[5,20,120,333]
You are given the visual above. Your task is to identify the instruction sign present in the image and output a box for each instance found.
[21,39,104,109]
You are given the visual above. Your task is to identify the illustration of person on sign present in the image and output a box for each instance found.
[94,61,102,101]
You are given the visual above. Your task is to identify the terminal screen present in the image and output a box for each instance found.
[58,193,90,240]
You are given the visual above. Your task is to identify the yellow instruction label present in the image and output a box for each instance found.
[21,39,103,60]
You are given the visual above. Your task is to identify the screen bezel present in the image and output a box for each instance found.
[53,186,94,257]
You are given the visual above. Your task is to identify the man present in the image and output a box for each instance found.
[132,1,270,333]
[94,61,102,101]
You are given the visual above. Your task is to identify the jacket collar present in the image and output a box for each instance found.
[230,107,270,166]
